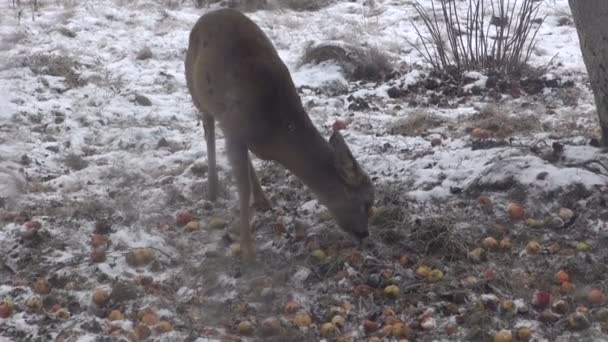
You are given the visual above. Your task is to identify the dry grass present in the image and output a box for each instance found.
[22,53,85,88]
[389,110,445,136]
[465,104,542,136]
[410,216,471,261]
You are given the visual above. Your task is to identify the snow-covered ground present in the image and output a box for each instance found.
[1,0,607,340]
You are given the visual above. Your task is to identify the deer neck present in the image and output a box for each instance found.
[276,115,342,205]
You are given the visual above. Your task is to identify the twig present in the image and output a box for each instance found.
[563,159,608,176]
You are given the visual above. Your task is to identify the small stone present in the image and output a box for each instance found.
[157,138,170,149]
[136,47,153,60]
[536,171,549,180]
[58,27,77,38]
[431,138,442,147]
[134,94,152,106]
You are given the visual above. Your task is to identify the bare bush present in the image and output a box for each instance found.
[410,0,545,76]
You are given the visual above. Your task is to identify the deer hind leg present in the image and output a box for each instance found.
[248,156,271,211]
[227,140,255,261]
[202,111,218,201]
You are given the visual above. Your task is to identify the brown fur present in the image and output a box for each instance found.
[185,9,374,261]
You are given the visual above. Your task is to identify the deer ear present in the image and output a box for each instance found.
[330,131,365,186]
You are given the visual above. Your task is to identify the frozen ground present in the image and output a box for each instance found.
[0,0,607,341]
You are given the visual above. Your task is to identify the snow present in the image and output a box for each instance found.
[292,62,347,88]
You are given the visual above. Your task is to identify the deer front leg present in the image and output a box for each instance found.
[248,156,271,211]
[202,112,218,201]
[227,140,255,261]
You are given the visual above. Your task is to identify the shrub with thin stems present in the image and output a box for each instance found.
[409,0,545,77]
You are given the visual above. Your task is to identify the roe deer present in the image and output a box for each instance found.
[185,8,374,261]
